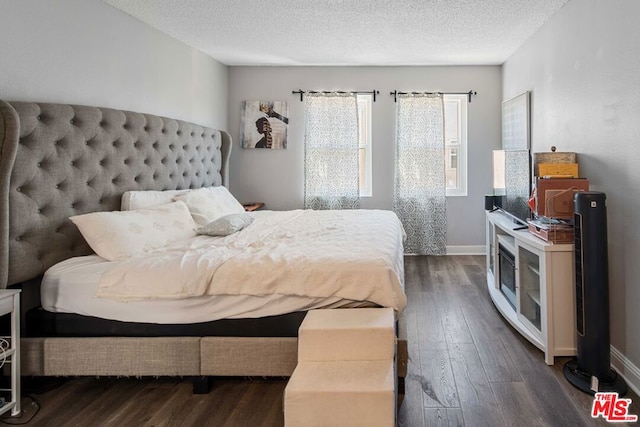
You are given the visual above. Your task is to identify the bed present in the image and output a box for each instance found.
[0,100,407,389]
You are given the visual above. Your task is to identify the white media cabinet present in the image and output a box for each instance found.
[486,210,576,365]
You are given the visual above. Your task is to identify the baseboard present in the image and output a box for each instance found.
[446,245,486,255]
[611,345,640,396]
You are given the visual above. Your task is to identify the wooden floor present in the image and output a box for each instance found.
[3,256,639,426]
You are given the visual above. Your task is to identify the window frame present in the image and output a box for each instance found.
[444,94,468,197]
[357,94,373,197]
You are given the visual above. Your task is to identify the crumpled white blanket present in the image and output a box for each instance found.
[97,209,407,312]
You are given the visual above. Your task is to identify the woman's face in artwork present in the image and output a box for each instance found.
[256,118,271,134]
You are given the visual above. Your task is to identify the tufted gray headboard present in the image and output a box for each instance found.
[0,100,231,288]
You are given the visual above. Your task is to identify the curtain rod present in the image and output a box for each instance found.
[390,90,477,103]
[292,89,379,102]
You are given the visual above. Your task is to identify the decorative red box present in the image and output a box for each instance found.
[535,178,589,219]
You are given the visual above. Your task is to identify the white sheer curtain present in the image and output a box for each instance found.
[393,94,447,254]
[304,92,360,210]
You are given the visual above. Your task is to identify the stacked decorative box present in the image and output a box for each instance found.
[528,149,588,243]
[534,150,579,179]
[284,308,396,427]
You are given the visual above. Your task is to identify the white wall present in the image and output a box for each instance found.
[0,0,228,130]
[503,0,640,390]
[228,66,502,247]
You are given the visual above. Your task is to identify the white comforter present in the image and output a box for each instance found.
[97,209,407,312]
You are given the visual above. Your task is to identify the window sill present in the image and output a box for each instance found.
[446,192,468,197]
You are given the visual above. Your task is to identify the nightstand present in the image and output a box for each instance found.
[243,202,265,212]
[0,289,20,417]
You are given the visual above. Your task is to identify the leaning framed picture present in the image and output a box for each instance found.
[502,91,530,150]
[240,101,289,149]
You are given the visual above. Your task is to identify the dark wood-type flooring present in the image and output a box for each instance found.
[3,256,638,426]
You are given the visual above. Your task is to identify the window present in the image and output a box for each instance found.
[444,94,468,197]
[357,94,373,197]
[354,93,464,198]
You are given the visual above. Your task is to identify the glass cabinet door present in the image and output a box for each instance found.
[487,222,495,277]
[518,245,541,333]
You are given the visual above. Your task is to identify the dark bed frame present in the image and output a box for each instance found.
[0,100,406,388]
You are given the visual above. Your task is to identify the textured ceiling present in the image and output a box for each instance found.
[102,0,569,66]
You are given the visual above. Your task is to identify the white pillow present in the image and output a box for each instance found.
[197,213,254,236]
[173,186,245,226]
[70,201,197,261]
[121,189,191,210]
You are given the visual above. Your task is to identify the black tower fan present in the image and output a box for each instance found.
[564,191,627,395]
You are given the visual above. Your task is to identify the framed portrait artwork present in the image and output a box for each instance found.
[241,101,289,149]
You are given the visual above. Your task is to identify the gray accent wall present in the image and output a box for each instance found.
[503,0,640,387]
[228,66,502,247]
[0,0,228,130]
